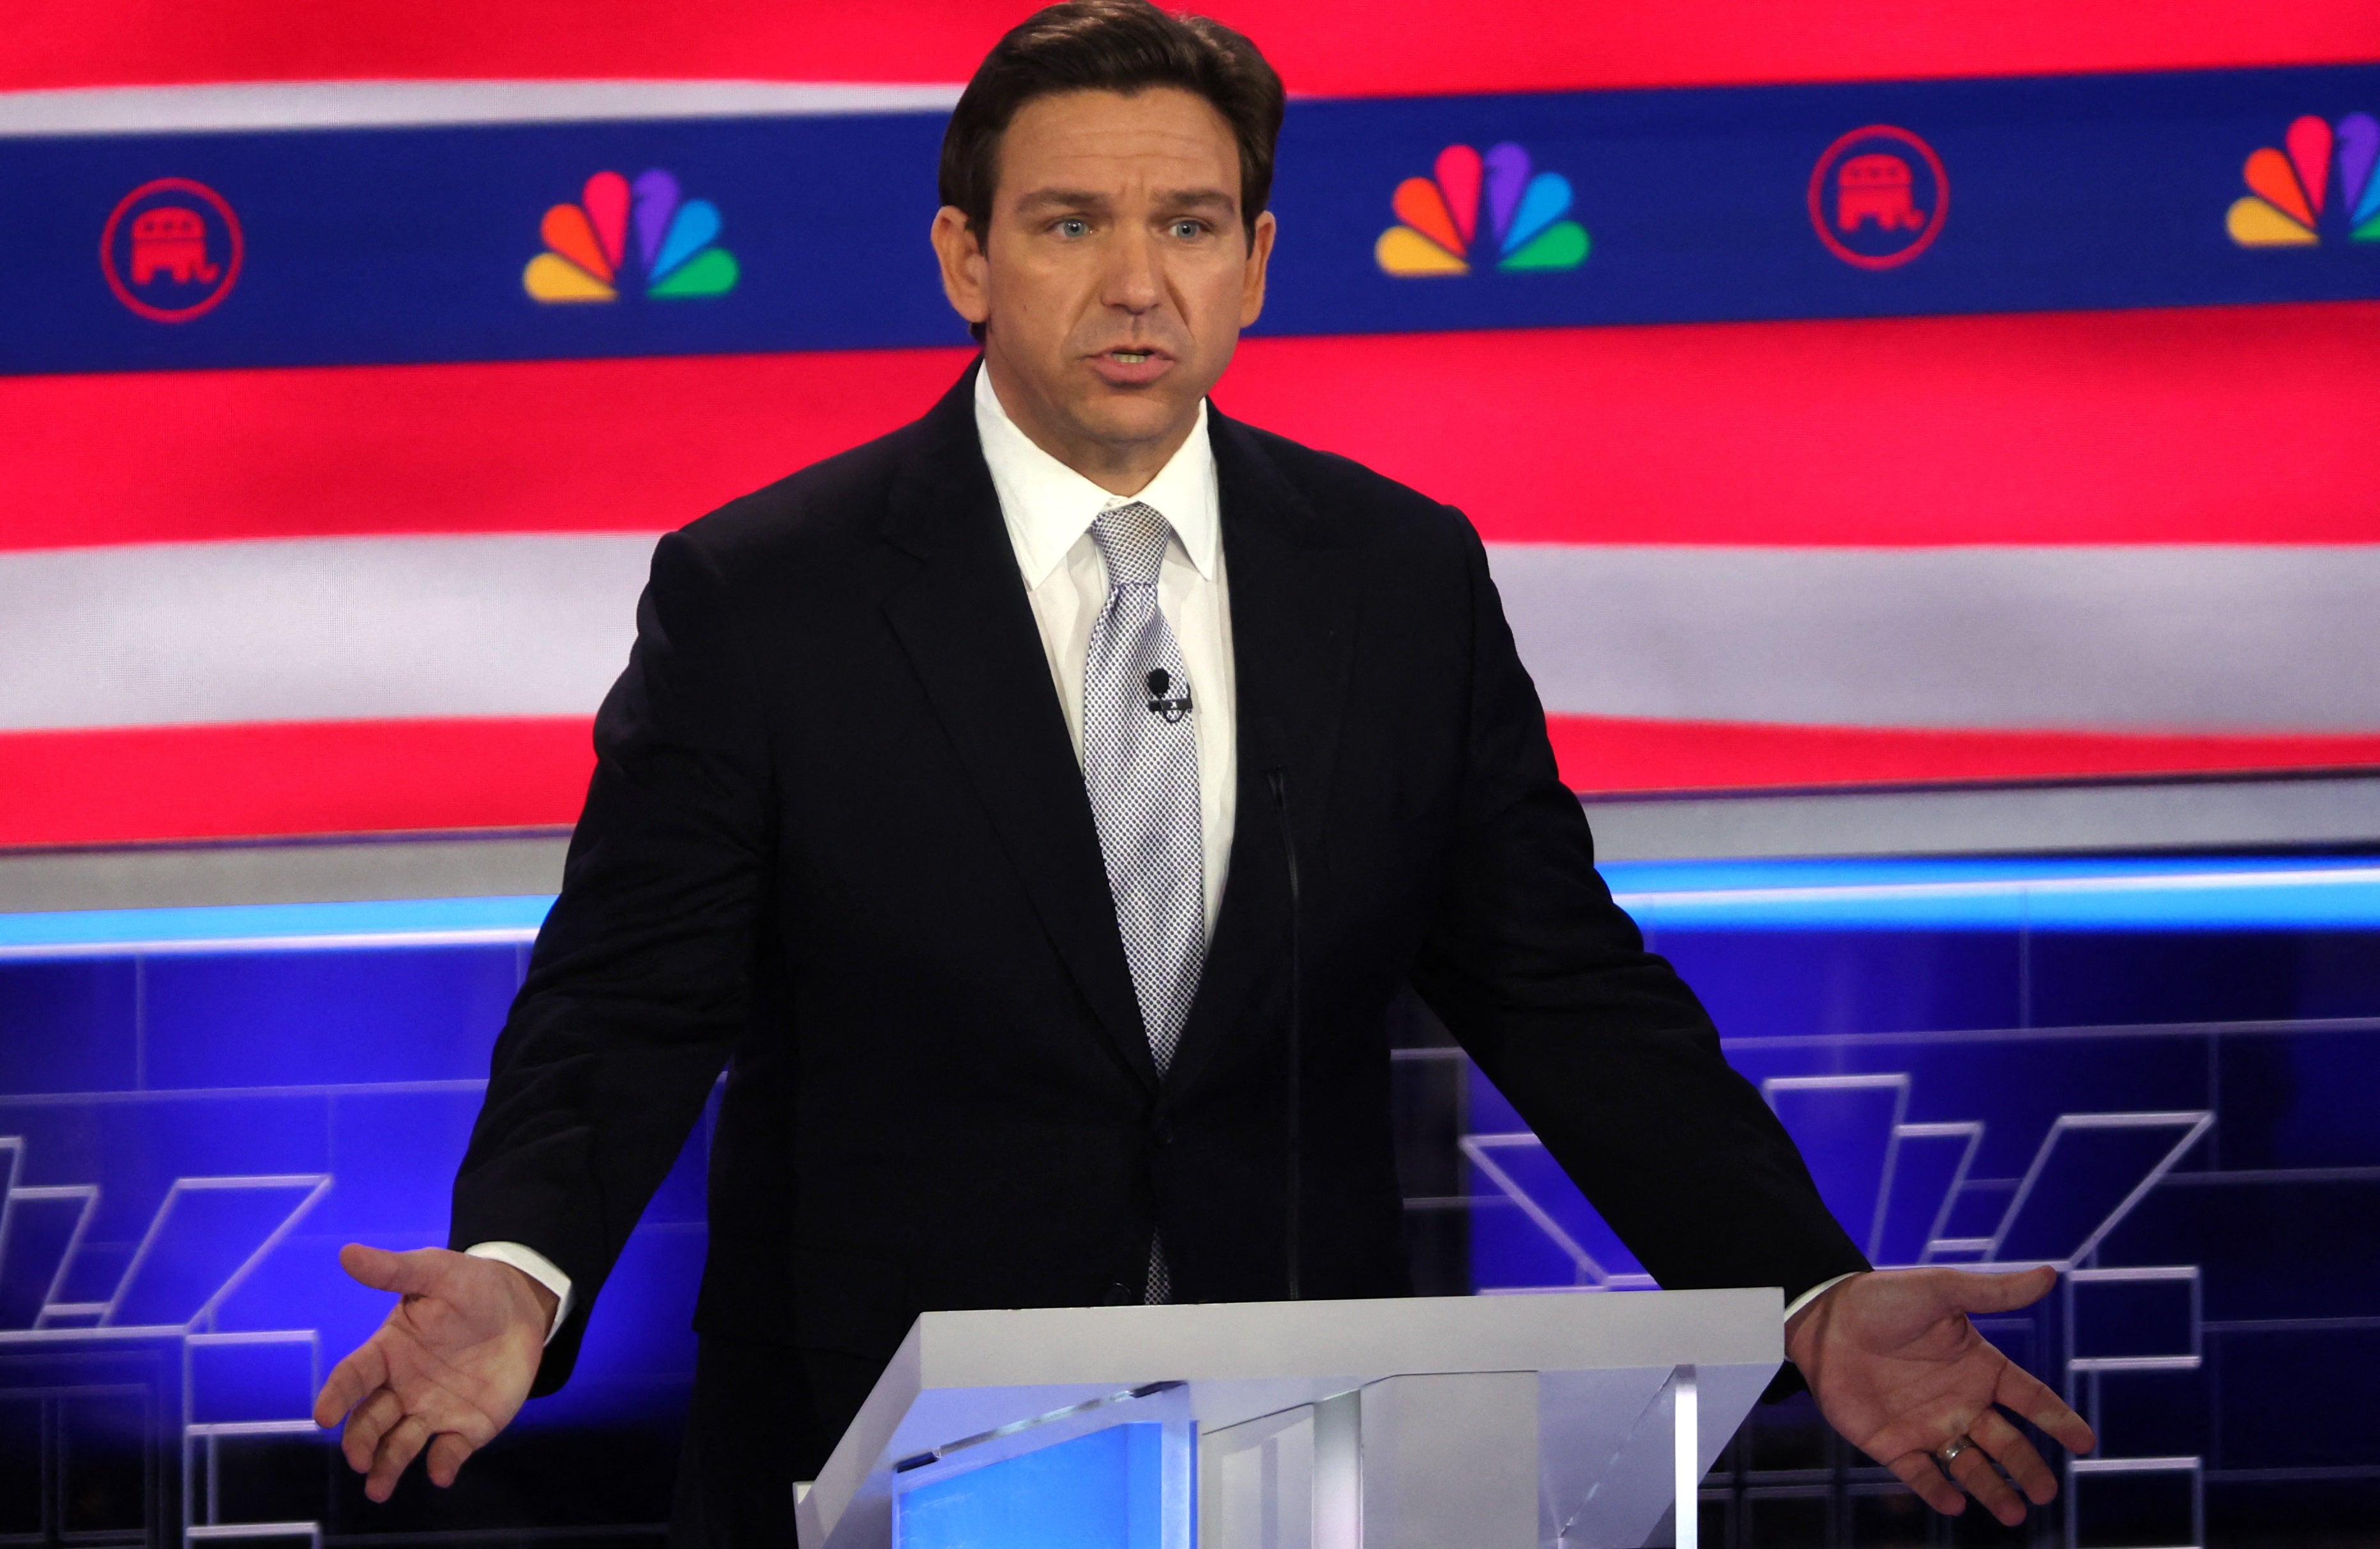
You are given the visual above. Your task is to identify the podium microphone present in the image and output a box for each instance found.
[1263,756,1303,1302]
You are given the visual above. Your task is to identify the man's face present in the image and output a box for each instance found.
[932,86,1275,484]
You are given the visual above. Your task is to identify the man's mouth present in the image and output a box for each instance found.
[1088,347,1176,386]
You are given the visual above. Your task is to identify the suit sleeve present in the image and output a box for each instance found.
[449,530,775,1393]
[1406,521,1870,1313]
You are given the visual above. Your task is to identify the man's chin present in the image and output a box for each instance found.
[1068,389,1201,450]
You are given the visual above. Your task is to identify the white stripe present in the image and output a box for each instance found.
[0,534,653,731]
[10,537,2378,736]
[0,80,962,137]
[1489,544,2380,732]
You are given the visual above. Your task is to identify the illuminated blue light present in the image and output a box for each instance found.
[1603,857,2380,931]
[3,857,2377,958]
[0,894,554,956]
[895,1423,1165,1549]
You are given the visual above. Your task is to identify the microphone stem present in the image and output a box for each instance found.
[1267,767,1301,1301]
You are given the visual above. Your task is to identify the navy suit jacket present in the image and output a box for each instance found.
[451,360,1867,1415]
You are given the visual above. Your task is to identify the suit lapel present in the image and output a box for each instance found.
[879,365,1159,1091]
[1162,411,1363,1096]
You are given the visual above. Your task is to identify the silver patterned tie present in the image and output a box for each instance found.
[1081,501,1204,1303]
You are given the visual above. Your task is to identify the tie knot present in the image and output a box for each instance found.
[1091,501,1171,590]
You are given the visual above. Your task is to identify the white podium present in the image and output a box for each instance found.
[794,1288,1782,1549]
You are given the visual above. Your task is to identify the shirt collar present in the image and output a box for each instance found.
[974,363,1220,590]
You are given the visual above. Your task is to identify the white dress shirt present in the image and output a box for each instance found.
[471,370,1849,1339]
[973,364,1238,937]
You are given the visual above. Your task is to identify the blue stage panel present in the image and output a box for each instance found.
[2211,1325,2380,1472]
[1719,1032,2217,1178]
[144,945,524,1088]
[319,1084,490,1240]
[0,1088,333,1250]
[896,1423,1165,1549]
[2030,929,2380,1026]
[0,958,138,1094]
[1652,927,2023,1037]
[2105,1171,2380,1324]
[2212,1028,2380,1169]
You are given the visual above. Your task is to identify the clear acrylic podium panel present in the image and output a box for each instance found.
[795,1288,1782,1549]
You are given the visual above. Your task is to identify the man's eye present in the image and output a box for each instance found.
[1056,218,1089,238]
[1171,220,1206,239]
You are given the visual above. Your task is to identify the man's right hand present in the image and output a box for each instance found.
[313,1244,557,1502]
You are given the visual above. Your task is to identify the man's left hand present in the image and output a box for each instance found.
[1786,1265,2096,1525]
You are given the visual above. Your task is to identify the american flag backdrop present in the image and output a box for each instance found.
[4,0,2379,850]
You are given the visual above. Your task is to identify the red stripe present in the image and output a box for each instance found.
[1548,715,2380,793]
[3,1,2375,97]
[1217,305,2380,546]
[0,719,593,847]
[8,715,2379,848]
[0,346,972,553]
[9,304,2377,553]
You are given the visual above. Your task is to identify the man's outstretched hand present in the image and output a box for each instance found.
[313,1244,557,1502]
[1787,1265,2096,1526]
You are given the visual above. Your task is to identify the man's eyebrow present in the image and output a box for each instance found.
[1153,188,1238,213]
[1012,187,1113,212]
[1007,187,1239,215]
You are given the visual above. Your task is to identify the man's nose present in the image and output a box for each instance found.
[1102,224,1162,313]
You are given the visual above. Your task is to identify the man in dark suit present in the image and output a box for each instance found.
[313,3,2093,1542]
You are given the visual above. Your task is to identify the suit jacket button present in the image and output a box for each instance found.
[1152,1122,1174,1147]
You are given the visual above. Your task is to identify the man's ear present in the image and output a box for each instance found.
[931,206,992,332]
[1239,209,1277,330]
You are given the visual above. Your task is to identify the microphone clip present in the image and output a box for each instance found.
[1144,668,1192,725]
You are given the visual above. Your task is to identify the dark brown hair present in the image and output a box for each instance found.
[939,0,1285,250]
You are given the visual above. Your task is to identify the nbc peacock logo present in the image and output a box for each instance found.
[1375,142,1590,277]
[524,169,739,302]
[2225,112,2379,247]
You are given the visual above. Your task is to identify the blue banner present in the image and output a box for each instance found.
[4,63,2376,375]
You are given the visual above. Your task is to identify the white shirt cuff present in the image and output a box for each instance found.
[1783,1270,1862,1326]
[464,1241,574,1342]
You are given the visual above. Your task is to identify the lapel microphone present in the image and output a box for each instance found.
[1264,756,1303,1302]
[1145,668,1192,725]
